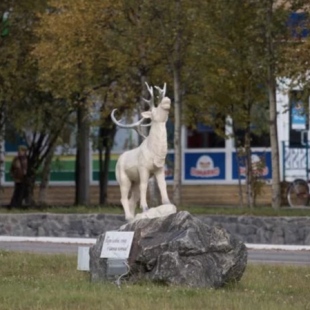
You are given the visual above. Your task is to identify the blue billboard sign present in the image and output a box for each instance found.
[232,151,272,180]
[184,152,225,180]
[291,99,306,130]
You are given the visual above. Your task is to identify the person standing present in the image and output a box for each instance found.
[9,145,28,208]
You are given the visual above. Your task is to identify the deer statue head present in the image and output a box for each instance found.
[111,82,171,138]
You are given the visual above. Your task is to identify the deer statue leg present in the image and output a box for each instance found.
[116,164,134,220]
[139,168,150,212]
[154,168,171,205]
[128,182,139,217]
[119,179,133,220]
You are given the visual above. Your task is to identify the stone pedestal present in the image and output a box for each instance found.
[89,211,247,288]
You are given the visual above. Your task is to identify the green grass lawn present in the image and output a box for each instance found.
[0,251,309,310]
[1,204,310,217]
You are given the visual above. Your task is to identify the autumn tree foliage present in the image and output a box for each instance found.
[184,0,309,208]
[3,0,309,208]
[0,0,71,205]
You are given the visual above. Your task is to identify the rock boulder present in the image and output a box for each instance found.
[89,211,247,288]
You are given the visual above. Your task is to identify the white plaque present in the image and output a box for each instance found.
[100,231,134,259]
[77,246,90,271]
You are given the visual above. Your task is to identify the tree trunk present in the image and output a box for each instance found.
[244,128,254,209]
[98,146,104,204]
[173,65,182,206]
[266,0,281,209]
[24,155,36,207]
[38,143,56,205]
[75,104,90,206]
[75,146,80,205]
[232,122,244,208]
[99,123,116,205]
[0,103,5,200]
[268,78,281,209]
[172,0,182,206]
[235,151,244,208]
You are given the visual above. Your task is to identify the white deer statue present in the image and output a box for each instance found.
[111,82,172,221]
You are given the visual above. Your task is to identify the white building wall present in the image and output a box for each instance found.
[276,80,310,182]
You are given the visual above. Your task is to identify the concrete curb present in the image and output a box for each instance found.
[1,236,310,251]
[0,236,97,244]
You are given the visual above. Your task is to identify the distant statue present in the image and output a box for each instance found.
[111,83,173,221]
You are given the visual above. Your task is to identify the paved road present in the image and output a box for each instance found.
[248,249,310,265]
[0,241,310,265]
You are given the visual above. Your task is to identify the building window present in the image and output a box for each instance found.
[186,123,225,148]
[288,12,310,39]
[234,129,270,148]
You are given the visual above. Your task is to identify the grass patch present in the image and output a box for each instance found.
[0,251,310,310]
[0,205,124,215]
[1,204,310,217]
[180,205,310,217]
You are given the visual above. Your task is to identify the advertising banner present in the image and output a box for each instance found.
[184,152,226,181]
[232,151,272,180]
[291,99,306,130]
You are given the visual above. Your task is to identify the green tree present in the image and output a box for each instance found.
[33,0,124,205]
[34,0,160,206]
[185,0,307,208]
[257,0,308,209]
[143,0,206,206]
[184,0,268,207]
[0,0,72,206]
[110,0,172,207]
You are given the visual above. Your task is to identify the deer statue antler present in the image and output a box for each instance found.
[111,109,151,139]
[155,83,167,103]
[142,82,155,109]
